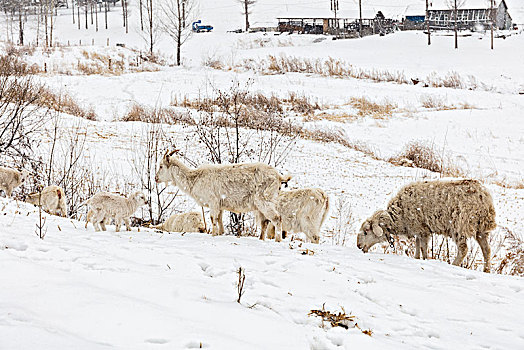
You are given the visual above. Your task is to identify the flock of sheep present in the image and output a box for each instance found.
[0,152,497,272]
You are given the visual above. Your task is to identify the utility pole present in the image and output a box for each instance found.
[359,0,362,37]
[490,0,494,50]
[426,0,431,45]
[330,0,339,36]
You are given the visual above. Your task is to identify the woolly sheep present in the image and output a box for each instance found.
[356,179,496,272]
[86,191,148,232]
[0,166,29,197]
[25,185,68,217]
[261,188,329,244]
[151,212,206,233]
[155,150,291,241]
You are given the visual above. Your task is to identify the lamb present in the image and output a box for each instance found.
[261,188,330,244]
[86,191,148,232]
[356,179,496,272]
[155,150,291,241]
[25,185,68,217]
[0,166,29,197]
[151,212,206,233]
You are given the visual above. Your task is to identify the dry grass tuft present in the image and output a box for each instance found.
[349,97,397,119]
[389,141,463,177]
[36,88,97,120]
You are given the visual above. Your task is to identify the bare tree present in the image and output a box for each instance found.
[160,0,196,66]
[140,0,159,55]
[237,0,256,32]
[447,0,465,49]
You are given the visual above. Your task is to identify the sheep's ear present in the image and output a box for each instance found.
[372,223,384,237]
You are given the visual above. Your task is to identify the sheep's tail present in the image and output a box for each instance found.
[279,174,292,188]
[319,192,330,227]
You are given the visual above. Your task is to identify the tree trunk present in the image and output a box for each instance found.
[426,0,431,45]
[95,1,98,32]
[18,6,23,45]
[244,1,249,32]
[140,0,144,31]
[149,0,153,54]
[105,0,108,29]
[85,3,88,29]
[454,0,458,49]
[45,0,48,47]
[72,0,75,24]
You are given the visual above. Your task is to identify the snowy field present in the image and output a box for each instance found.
[1,0,524,349]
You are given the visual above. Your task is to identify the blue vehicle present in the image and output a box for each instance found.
[192,20,213,33]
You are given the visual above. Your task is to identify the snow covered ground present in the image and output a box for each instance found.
[1,0,524,348]
[2,198,524,350]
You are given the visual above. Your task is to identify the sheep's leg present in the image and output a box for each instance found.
[255,200,282,242]
[124,218,131,231]
[420,235,429,260]
[266,223,275,240]
[255,211,269,240]
[210,209,220,236]
[415,236,421,259]
[217,210,225,235]
[114,217,122,232]
[452,236,468,267]
[476,231,491,273]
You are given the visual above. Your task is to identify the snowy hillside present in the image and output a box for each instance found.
[1,0,524,349]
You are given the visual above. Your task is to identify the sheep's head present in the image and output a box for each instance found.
[131,192,148,206]
[356,210,393,253]
[155,150,179,184]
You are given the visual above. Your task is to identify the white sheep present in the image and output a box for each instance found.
[25,185,68,217]
[357,179,496,272]
[260,188,330,243]
[0,166,29,197]
[86,191,148,232]
[155,150,290,241]
[151,212,206,233]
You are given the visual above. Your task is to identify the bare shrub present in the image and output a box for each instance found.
[494,227,524,277]
[0,54,49,168]
[129,122,179,225]
[237,267,246,303]
[325,195,355,246]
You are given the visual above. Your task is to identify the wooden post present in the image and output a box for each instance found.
[44,62,47,73]
[107,37,109,46]
[108,58,112,70]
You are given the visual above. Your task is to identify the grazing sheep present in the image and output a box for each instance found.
[261,188,329,244]
[25,185,68,217]
[0,166,29,197]
[356,179,496,272]
[151,212,206,233]
[86,191,148,232]
[155,150,290,241]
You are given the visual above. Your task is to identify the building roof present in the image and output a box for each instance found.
[428,0,503,11]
